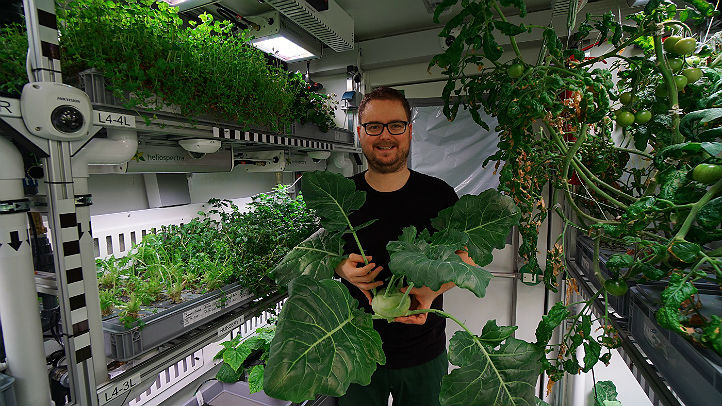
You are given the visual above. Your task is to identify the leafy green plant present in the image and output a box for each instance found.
[0,23,27,97]
[593,381,622,406]
[96,187,318,327]
[264,171,541,405]
[215,324,276,393]
[429,0,721,391]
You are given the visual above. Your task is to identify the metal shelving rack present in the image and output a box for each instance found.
[565,257,686,406]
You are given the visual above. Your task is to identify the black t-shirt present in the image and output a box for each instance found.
[341,169,458,369]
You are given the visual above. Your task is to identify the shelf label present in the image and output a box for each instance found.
[217,315,245,337]
[182,290,247,327]
[0,97,21,118]
[98,373,141,405]
[94,110,136,128]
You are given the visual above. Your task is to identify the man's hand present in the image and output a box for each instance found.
[394,282,455,325]
[335,253,383,305]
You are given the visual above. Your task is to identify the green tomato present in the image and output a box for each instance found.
[615,110,635,127]
[682,67,703,84]
[674,74,688,89]
[664,36,682,53]
[619,91,634,105]
[667,58,684,71]
[604,279,629,296]
[635,110,652,124]
[686,56,701,66]
[692,163,722,185]
[508,63,524,78]
[673,37,697,55]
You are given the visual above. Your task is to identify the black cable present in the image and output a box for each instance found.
[591,366,599,405]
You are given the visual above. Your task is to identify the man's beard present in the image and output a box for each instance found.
[362,142,409,173]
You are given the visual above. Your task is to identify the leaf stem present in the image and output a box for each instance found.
[673,178,722,240]
[652,32,683,144]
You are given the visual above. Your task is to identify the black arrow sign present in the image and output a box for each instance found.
[77,222,84,239]
[9,231,23,251]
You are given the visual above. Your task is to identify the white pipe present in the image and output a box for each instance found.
[0,136,52,406]
[71,127,137,383]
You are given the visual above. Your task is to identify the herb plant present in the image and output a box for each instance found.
[0,23,27,97]
[0,0,336,131]
[429,0,721,391]
[96,187,318,328]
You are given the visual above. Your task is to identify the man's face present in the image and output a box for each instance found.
[357,99,411,174]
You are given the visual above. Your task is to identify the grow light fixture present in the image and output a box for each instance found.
[253,36,315,62]
[248,11,322,63]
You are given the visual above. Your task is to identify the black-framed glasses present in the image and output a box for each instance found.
[361,121,409,136]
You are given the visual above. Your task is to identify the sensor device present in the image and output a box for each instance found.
[20,82,92,141]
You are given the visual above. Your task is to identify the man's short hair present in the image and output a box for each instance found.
[358,87,411,123]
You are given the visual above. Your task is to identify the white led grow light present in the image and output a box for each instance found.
[252,36,316,62]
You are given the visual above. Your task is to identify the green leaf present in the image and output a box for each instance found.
[483,30,503,61]
[682,0,718,16]
[223,343,252,372]
[247,365,265,394]
[593,381,619,406]
[388,242,493,298]
[494,21,526,36]
[479,320,518,347]
[644,0,662,14]
[667,240,701,263]
[264,277,385,402]
[431,190,521,267]
[535,302,570,346]
[434,0,459,23]
[582,340,601,372]
[270,229,344,287]
[696,197,722,230]
[499,0,527,16]
[680,109,722,139]
[441,331,541,406]
[606,254,633,272]
[216,362,242,383]
[301,171,365,233]
[636,262,665,281]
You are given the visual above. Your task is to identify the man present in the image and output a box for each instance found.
[335,87,472,406]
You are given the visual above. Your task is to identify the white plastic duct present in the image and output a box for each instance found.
[72,127,138,178]
[0,136,52,405]
[71,127,137,382]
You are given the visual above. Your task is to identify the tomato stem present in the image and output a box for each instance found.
[674,177,722,240]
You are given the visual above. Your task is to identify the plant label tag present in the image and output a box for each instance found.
[182,291,246,327]
[97,373,141,405]
[94,110,136,128]
[0,97,21,118]
[217,315,245,337]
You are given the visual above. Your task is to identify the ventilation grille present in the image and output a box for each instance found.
[266,0,354,52]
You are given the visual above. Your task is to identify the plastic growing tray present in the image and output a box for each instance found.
[182,380,334,406]
[103,282,254,361]
[0,374,16,406]
[629,284,722,406]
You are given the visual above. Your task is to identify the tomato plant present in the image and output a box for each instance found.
[508,63,525,78]
[673,37,697,55]
[635,110,652,124]
[615,110,635,127]
[604,279,629,296]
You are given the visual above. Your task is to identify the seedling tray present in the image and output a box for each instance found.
[182,380,334,406]
[103,282,254,361]
[629,284,722,406]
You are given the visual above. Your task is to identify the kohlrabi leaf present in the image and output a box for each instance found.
[479,320,518,347]
[387,226,430,255]
[263,276,385,402]
[270,229,344,287]
[301,171,366,233]
[431,190,521,267]
[441,329,542,406]
[388,227,493,298]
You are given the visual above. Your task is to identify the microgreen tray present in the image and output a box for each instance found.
[103,282,254,361]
